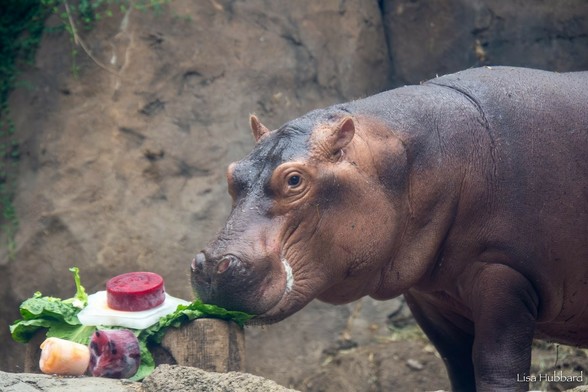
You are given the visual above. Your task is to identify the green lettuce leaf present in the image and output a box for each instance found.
[129,340,155,382]
[63,267,88,308]
[9,318,55,344]
[139,300,253,344]
[18,296,81,325]
[10,267,89,342]
[45,324,97,345]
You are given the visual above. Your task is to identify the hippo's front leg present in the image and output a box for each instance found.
[470,264,538,391]
[405,291,477,391]
[408,263,539,392]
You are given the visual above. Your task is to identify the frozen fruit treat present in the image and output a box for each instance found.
[88,329,140,378]
[39,337,90,376]
[106,271,165,311]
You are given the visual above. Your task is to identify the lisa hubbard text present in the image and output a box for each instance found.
[517,371,584,383]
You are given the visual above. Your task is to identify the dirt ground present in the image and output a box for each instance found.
[243,296,588,392]
[285,326,588,392]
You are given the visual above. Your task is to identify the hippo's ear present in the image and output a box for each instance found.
[323,116,355,156]
[250,114,271,142]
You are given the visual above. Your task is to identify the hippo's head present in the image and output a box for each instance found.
[191,108,408,323]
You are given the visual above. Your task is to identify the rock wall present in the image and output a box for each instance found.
[1,0,587,388]
[382,0,588,86]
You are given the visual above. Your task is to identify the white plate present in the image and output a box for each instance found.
[77,291,190,330]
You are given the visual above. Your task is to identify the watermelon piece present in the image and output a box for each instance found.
[106,272,165,311]
[88,329,140,378]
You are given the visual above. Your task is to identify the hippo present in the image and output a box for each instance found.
[190,66,588,391]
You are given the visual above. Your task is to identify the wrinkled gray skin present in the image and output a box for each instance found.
[191,67,588,391]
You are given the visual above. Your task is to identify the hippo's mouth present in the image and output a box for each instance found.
[246,257,293,324]
[246,256,317,325]
[191,248,313,324]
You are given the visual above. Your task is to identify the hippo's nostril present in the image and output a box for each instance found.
[191,252,207,272]
[216,255,239,275]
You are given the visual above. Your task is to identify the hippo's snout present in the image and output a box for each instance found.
[191,252,240,277]
[190,252,247,305]
[190,246,290,318]
[191,249,282,316]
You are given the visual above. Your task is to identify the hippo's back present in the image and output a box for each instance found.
[426,67,588,147]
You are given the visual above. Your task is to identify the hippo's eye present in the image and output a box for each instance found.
[274,165,309,200]
[287,175,301,187]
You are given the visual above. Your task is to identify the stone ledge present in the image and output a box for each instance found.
[143,365,299,392]
[0,365,299,392]
[0,370,139,392]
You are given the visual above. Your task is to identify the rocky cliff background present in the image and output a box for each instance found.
[1,0,587,390]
